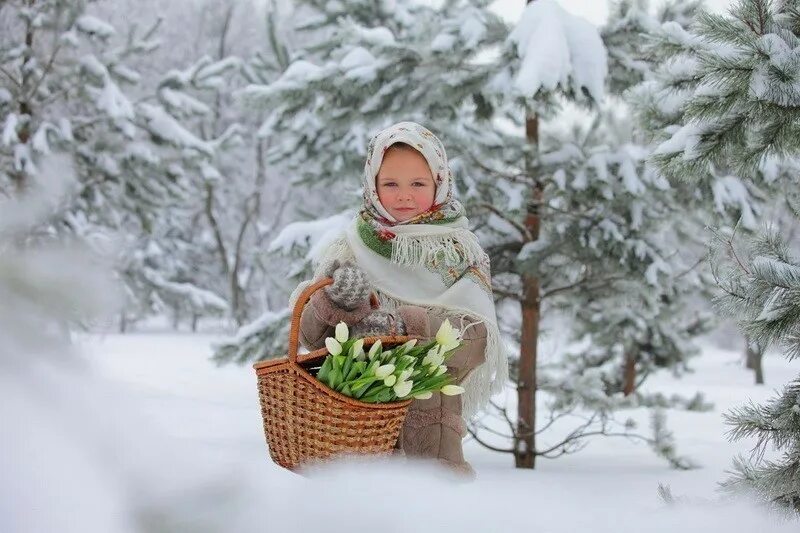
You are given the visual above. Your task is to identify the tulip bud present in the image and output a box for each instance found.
[393,380,413,398]
[435,365,447,376]
[401,339,418,351]
[335,322,349,343]
[350,338,365,357]
[441,384,465,396]
[384,375,397,387]
[413,391,433,400]
[368,340,382,360]
[325,337,342,356]
[375,364,395,379]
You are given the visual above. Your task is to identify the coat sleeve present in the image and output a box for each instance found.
[298,287,374,351]
[396,305,487,382]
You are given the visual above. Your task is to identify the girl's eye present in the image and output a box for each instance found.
[413,182,427,187]
[382,183,396,187]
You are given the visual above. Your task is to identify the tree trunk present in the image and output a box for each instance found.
[515,93,541,469]
[623,351,637,395]
[745,336,764,385]
[13,0,36,191]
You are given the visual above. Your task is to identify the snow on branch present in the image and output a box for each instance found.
[507,0,607,102]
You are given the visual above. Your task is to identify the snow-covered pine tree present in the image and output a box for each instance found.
[524,0,716,402]
[602,0,704,95]
[626,0,800,385]
[0,1,230,329]
[455,0,712,468]
[0,2,170,219]
[632,0,800,512]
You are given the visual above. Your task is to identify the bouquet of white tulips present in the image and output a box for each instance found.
[315,320,466,403]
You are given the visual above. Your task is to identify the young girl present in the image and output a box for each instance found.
[290,121,508,479]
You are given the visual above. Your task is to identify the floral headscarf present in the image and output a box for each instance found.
[360,121,465,229]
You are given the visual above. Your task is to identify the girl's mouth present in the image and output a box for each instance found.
[396,207,416,212]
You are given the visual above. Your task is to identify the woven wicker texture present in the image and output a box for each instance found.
[253,277,413,471]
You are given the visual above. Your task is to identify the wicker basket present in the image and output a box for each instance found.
[253,277,414,472]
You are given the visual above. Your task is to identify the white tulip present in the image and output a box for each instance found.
[350,339,365,357]
[325,337,342,356]
[401,339,418,351]
[441,384,465,396]
[435,365,447,376]
[399,368,414,381]
[393,379,413,398]
[413,391,433,400]
[374,364,395,379]
[422,348,444,368]
[384,375,397,387]
[435,319,461,352]
[368,340,382,359]
[335,322,349,343]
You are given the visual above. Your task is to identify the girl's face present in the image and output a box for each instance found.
[376,148,436,222]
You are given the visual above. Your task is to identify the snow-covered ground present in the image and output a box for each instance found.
[55,331,798,532]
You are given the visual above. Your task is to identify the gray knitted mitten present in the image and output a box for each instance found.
[323,260,372,311]
[351,309,407,338]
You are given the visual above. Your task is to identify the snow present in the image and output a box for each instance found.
[353,25,396,47]
[240,59,326,99]
[749,33,800,107]
[619,149,645,195]
[653,122,705,160]
[339,47,379,82]
[752,256,800,287]
[110,64,141,84]
[459,12,488,49]
[507,0,607,102]
[75,15,116,38]
[711,176,757,230]
[23,331,792,532]
[268,210,354,262]
[58,118,73,142]
[225,308,287,343]
[141,268,228,312]
[339,46,375,71]
[31,123,56,154]
[431,32,457,52]
[82,61,135,121]
[518,237,549,261]
[159,87,211,115]
[80,54,109,79]
[755,286,788,323]
[1,113,19,145]
[138,103,214,156]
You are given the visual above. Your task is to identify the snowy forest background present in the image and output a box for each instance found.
[5,0,800,531]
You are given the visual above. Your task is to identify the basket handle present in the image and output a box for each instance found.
[288,277,380,363]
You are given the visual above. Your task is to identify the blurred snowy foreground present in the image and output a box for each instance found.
[3,326,797,533]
